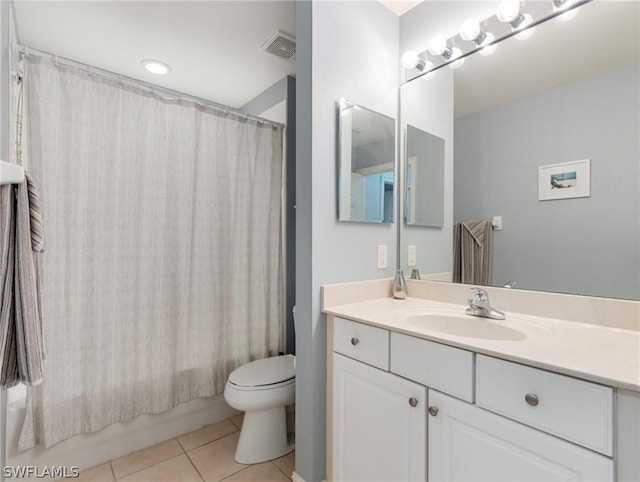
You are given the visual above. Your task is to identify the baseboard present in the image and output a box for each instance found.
[291,472,326,482]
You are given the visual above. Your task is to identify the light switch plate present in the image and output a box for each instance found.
[377,245,388,269]
[408,245,417,267]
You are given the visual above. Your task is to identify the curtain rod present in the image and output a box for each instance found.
[11,43,284,129]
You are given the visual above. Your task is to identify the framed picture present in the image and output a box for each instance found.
[538,159,590,201]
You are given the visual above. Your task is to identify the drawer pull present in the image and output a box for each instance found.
[525,393,539,407]
[409,397,419,407]
[350,337,360,346]
[428,406,439,416]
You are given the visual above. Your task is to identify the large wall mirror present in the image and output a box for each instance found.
[338,100,396,223]
[405,126,445,228]
[399,1,639,300]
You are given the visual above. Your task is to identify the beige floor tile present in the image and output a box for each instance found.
[118,455,201,482]
[272,451,295,480]
[187,432,247,482]
[111,439,183,479]
[57,463,114,482]
[177,419,239,451]
[221,463,291,482]
[230,413,244,430]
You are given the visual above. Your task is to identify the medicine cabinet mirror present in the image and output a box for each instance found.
[338,100,395,224]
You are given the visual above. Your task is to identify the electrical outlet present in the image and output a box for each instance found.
[408,245,417,267]
[377,245,388,270]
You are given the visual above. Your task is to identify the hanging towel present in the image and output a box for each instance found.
[453,220,493,286]
[0,172,46,387]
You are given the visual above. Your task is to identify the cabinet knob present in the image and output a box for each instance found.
[525,393,539,407]
[350,337,359,346]
[408,397,419,407]
[428,406,439,416]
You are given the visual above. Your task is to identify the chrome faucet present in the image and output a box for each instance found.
[466,287,506,320]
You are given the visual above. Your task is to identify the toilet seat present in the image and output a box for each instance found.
[228,354,295,390]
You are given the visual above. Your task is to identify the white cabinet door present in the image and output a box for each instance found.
[333,353,426,482]
[428,390,613,482]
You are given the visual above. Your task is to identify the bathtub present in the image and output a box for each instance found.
[5,384,237,473]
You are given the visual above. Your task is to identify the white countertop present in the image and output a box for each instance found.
[324,297,640,392]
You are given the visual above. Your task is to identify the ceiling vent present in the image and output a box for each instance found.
[261,31,296,60]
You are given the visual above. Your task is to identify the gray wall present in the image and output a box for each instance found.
[296,1,399,480]
[242,76,297,355]
[454,63,640,300]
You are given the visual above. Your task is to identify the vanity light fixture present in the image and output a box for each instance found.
[401,51,426,71]
[141,59,171,75]
[449,49,465,69]
[553,0,579,21]
[497,0,534,38]
[428,35,454,59]
[460,18,497,56]
[460,19,488,45]
[401,0,590,80]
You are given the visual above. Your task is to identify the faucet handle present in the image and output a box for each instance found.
[469,287,489,301]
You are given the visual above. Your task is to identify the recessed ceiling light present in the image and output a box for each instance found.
[141,59,171,75]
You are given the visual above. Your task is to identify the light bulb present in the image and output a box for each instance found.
[429,36,448,56]
[460,18,481,42]
[479,33,497,56]
[401,51,425,70]
[514,14,535,40]
[141,59,171,75]
[497,0,520,23]
[449,48,465,69]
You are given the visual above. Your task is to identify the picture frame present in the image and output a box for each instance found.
[538,159,590,201]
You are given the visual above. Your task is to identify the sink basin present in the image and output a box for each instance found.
[406,313,527,341]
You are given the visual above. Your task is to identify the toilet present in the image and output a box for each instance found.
[224,354,295,464]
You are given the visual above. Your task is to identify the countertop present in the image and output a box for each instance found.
[324,296,640,392]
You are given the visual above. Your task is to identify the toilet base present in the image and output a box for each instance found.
[234,406,294,464]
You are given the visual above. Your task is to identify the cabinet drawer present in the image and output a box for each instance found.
[390,332,474,402]
[333,317,389,370]
[476,355,613,456]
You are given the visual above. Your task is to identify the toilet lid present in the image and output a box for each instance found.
[229,354,295,388]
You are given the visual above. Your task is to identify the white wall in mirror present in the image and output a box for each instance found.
[400,68,453,278]
[338,101,395,224]
[399,0,639,300]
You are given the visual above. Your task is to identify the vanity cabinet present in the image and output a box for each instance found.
[329,316,617,482]
[428,390,613,481]
[332,353,426,481]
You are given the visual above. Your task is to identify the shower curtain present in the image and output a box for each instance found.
[18,57,284,449]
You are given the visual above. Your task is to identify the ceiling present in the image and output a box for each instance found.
[13,1,638,116]
[13,1,296,109]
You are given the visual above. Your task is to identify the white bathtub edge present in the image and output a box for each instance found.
[6,394,236,474]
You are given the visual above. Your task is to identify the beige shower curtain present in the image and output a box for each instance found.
[18,57,284,449]
[453,220,493,285]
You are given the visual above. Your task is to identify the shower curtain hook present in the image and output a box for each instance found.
[53,55,59,67]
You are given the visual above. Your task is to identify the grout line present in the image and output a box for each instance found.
[183,451,206,482]
[271,460,293,480]
[216,465,252,482]
[109,462,116,482]
[112,453,185,481]
[176,436,188,453]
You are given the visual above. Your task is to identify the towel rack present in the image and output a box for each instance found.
[0,160,25,185]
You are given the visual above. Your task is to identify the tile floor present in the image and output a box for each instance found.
[68,414,295,482]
